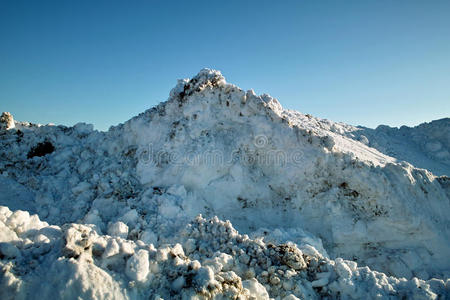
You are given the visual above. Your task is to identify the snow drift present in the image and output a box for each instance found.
[0,69,449,299]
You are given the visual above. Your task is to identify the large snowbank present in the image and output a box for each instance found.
[0,69,449,299]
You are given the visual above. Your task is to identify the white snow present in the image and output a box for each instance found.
[108,221,129,239]
[0,69,449,299]
[0,112,15,130]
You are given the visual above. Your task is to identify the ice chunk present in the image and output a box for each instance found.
[125,249,149,282]
[242,278,269,300]
[107,221,128,239]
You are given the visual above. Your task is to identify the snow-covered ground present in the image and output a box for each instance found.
[1,69,449,299]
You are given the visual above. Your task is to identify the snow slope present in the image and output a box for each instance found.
[350,119,450,177]
[0,69,449,299]
[279,111,450,177]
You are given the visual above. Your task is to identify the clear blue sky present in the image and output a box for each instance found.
[1,0,449,131]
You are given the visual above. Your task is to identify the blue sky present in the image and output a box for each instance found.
[1,0,449,131]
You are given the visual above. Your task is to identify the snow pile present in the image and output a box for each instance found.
[1,207,447,299]
[0,69,449,299]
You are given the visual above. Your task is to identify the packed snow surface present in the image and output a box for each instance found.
[0,70,449,299]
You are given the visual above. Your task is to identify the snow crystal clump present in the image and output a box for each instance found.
[0,112,15,130]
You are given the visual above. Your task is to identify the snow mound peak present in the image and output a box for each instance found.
[169,68,227,101]
[164,68,283,118]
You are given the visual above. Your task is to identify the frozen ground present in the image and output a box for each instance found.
[0,69,449,299]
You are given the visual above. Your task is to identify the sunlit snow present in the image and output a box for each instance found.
[0,69,449,299]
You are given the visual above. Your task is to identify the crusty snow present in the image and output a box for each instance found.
[0,69,449,299]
